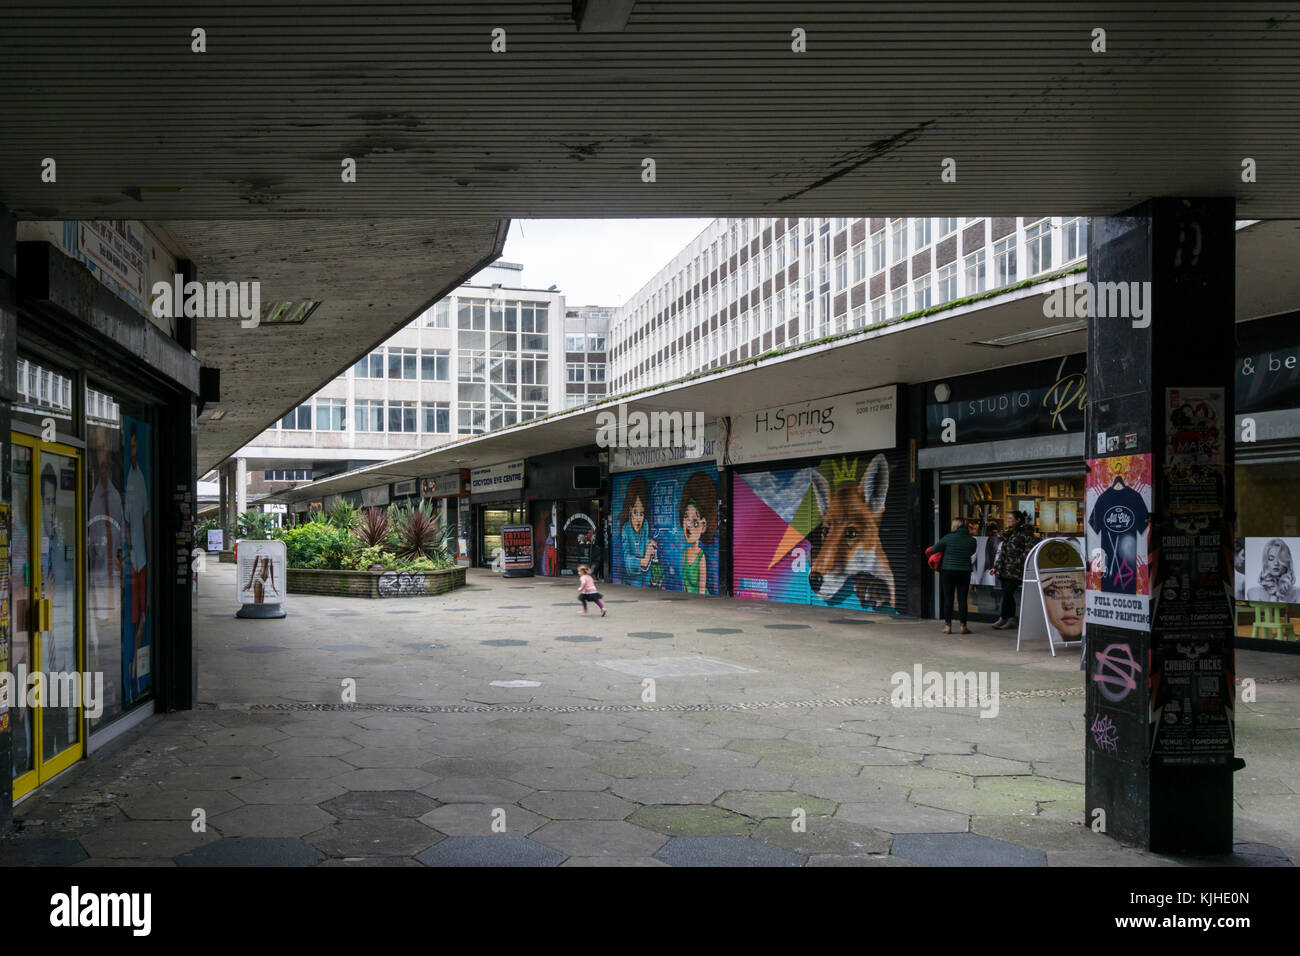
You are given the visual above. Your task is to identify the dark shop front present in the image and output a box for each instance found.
[525,446,605,577]
[916,354,1088,622]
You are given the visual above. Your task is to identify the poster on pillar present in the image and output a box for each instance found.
[1085,454,1153,631]
[1152,387,1234,632]
[121,415,152,704]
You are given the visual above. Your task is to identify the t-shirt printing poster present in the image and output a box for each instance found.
[1085,454,1153,631]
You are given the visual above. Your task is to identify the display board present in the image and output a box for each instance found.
[1017,538,1085,656]
[235,539,286,618]
[501,524,535,577]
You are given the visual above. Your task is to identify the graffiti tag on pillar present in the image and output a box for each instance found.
[1090,713,1119,753]
[1093,642,1142,702]
[377,571,428,597]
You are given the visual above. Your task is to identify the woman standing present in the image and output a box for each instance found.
[931,517,978,634]
[993,510,1039,629]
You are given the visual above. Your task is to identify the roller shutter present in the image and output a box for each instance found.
[611,463,722,595]
[731,448,909,613]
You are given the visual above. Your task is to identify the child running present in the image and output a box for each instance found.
[576,564,606,616]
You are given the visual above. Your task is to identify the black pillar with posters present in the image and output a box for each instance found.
[1084,198,1237,854]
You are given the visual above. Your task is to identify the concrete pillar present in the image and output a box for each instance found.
[235,457,247,527]
[1084,198,1237,854]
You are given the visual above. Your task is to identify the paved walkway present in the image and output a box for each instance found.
[3,564,1297,867]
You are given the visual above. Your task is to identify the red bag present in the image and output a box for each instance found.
[925,546,942,572]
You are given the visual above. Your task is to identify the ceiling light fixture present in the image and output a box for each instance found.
[260,300,321,325]
[973,320,1087,348]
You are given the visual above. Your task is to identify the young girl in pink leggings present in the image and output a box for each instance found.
[577,564,606,615]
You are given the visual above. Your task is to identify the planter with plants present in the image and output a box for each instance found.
[277,501,464,599]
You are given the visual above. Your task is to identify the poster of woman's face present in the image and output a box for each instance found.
[1041,571,1085,640]
[1244,537,1300,603]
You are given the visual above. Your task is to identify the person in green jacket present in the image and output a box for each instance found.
[932,517,978,633]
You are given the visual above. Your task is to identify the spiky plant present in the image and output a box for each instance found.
[355,506,391,549]
[390,501,450,562]
[327,499,360,533]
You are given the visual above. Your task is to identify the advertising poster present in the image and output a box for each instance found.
[236,539,286,605]
[1149,637,1234,765]
[501,525,534,575]
[87,417,125,725]
[121,415,152,704]
[1085,454,1153,631]
[533,501,561,576]
[1035,539,1086,645]
[612,464,720,595]
[730,450,907,613]
[1241,537,1300,603]
[207,528,224,551]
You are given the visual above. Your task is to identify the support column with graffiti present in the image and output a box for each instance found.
[1083,199,1237,854]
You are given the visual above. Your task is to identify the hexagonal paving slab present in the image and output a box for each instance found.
[751,816,892,856]
[419,803,546,836]
[175,837,324,867]
[520,791,636,821]
[0,837,88,867]
[890,831,1047,866]
[653,836,804,867]
[416,836,565,867]
[531,821,669,858]
[715,790,838,819]
[210,804,336,838]
[306,819,442,858]
[628,804,753,836]
[320,791,439,820]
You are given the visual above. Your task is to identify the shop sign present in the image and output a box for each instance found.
[610,421,722,472]
[926,354,1087,445]
[1237,342,1300,414]
[77,220,147,302]
[393,479,417,497]
[726,384,896,466]
[471,460,525,495]
[421,470,467,499]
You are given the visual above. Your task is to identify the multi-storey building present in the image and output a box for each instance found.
[232,262,583,492]
[609,216,1087,391]
[563,305,612,409]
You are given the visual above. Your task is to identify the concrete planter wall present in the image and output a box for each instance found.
[286,566,466,599]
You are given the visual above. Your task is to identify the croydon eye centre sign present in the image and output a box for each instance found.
[726,384,897,465]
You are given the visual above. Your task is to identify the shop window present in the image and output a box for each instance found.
[85,386,155,729]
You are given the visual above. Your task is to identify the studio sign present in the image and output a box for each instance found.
[927,356,1087,444]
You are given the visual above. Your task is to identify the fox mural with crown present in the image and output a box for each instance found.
[732,452,903,612]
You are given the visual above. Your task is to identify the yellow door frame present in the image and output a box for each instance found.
[11,432,84,800]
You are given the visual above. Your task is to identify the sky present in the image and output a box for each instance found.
[495,218,713,308]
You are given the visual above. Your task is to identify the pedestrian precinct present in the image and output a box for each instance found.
[930,517,978,634]
[576,563,606,615]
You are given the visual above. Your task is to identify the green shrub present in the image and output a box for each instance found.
[276,523,355,570]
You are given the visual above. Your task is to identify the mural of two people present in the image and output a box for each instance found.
[613,467,719,594]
